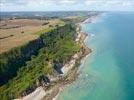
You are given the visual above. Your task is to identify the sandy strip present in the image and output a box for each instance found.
[15,87,46,100]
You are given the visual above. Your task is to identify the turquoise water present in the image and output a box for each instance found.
[58,12,134,100]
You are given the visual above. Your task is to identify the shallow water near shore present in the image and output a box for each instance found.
[57,12,134,100]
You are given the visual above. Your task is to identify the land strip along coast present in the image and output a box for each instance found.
[0,14,97,100]
[19,21,91,100]
[42,25,91,100]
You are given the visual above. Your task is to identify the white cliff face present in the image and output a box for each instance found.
[61,54,79,75]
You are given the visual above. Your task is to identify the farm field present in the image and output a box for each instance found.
[0,18,64,53]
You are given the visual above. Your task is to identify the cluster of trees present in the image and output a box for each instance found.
[0,23,80,100]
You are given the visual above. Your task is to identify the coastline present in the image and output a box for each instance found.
[17,18,91,100]
[52,35,91,100]
[43,23,91,100]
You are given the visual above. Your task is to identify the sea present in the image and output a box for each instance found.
[57,12,134,100]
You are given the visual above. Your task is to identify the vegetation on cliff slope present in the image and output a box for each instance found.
[0,23,80,100]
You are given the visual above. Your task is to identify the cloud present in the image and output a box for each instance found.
[59,0,76,4]
[85,0,134,11]
[26,0,55,6]
[85,0,104,6]
[85,0,134,7]
[0,0,76,6]
[0,0,134,11]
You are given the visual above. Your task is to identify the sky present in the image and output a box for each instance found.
[0,0,134,11]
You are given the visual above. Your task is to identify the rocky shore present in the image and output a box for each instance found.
[42,26,91,100]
